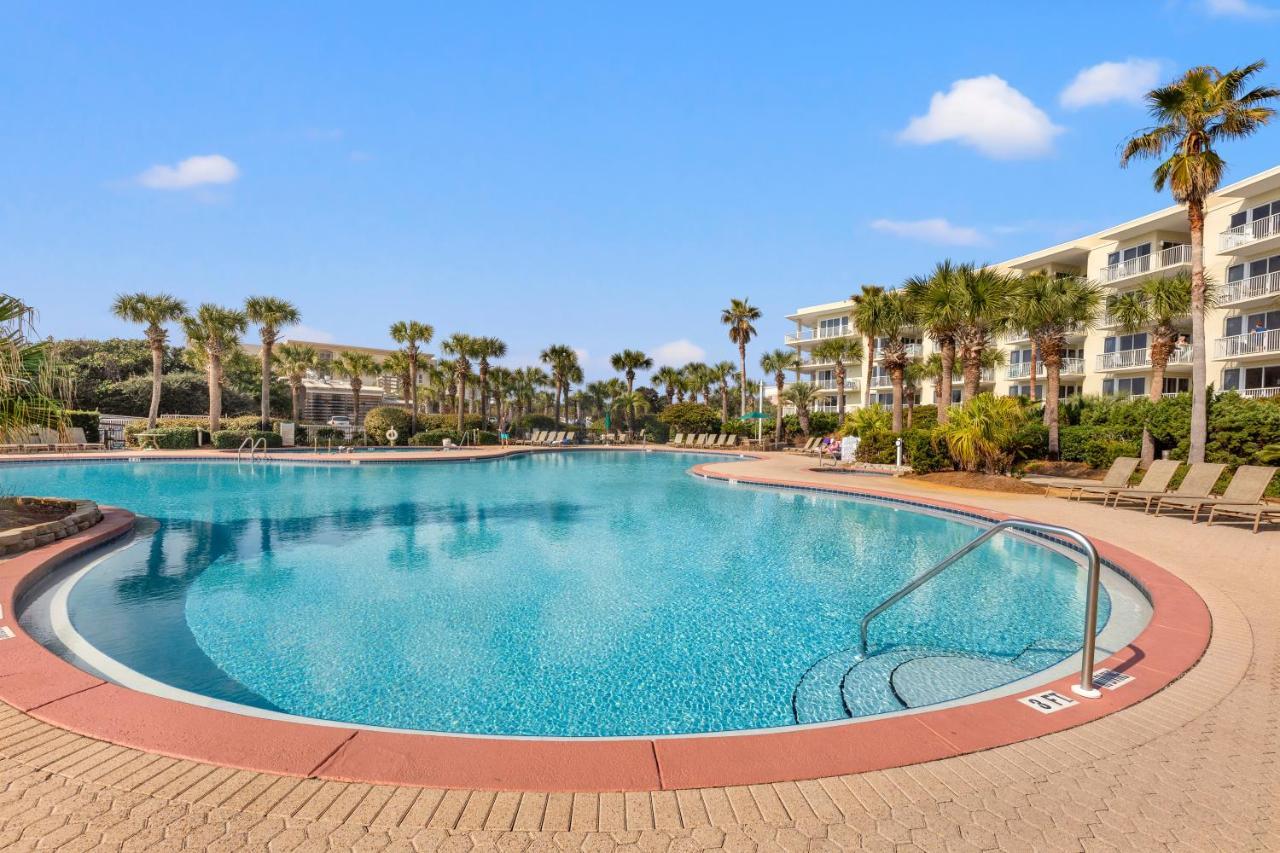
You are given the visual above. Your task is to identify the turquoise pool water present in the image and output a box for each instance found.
[9,453,1112,736]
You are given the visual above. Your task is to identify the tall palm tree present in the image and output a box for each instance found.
[610,349,653,436]
[244,297,300,429]
[389,320,433,434]
[111,292,187,429]
[539,344,580,424]
[383,350,413,409]
[181,304,247,433]
[850,285,887,406]
[708,360,735,424]
[583,381,612,421]
[680,362,713,405]
[1110,272,1197,464]
[441,333,478,431]
[952,264,1014,401]
[1009,273,1103,458]
[488,366,514,429]
[1,294,67,440]
[472,336,507,427]
[422,360,452,414]
[854,287,913,431]
[332,350,379,431]
[721,298,762,414]
[759,348,799,444]
[903,261,962,423]
[1121,60,1277,462]
[652,365,682,406]
[780,381,817,437]
[917,353,944,410]
[275,343,318,424]
[811,336,863,423]
[611,391,651,435]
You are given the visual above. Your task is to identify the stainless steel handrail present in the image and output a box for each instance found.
[236,436,253,461]
[857,519,1103,699]
[250,437,267,461]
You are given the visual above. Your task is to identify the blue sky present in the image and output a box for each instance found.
[3,2,1279,380]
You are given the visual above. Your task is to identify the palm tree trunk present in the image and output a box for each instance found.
[738,344,747,416]
[938,339,955,424]
[1187,198,1208,465]
[456,378,465,432]
[290,381,301,423]
[148,343,164,429]
[1028,341,1038,404]
[208,356,222,433]
[408,354,418,435]
[835,362,846,423]
[799,407,810,436]
[1144,350,1169,466]
[774,375,785,444]
[890,368,904,433]
[1046,360,1062,460]
[863,337,874,406]
[720,386,729,425]
[352,384,361,431]
[962,347,981,401]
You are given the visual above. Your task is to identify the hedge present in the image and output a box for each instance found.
[419,413,485,432]
[902,429,951,473]
[658,402,720,435]
[211,429,283,450]
[364,406,411,446]
[411,429,461,446]
[124,417,208,446]
[64,410,101,443]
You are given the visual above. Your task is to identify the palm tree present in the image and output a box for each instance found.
[1,294,67,440]
[610,349,653,436]
[422,360,452,414]
[244,297,300,429]
[854,287,913,432]
[652,365,682,406]
[583,381,612,421]
[441,333,478,431]
[181,304,247,432]
[111,292,187,429]
[951,264,1014,401]
[850,285,887,406]
[811,336,863,423]
[488,366,514,429]
[1009,273,1103,458]
[1110,272,1196,464]
[710,360,737,424]
[383,350,413,408]
[917,353,944,409]
[680,362,713,405]
[780,381,818,437]
[472,336,507,427]
[332,350,379,432]
[539,344,580,424]
[389,320,433,434]
[611,391,651,435]
[759,349,799,444]
[721,298,762,414]
[903,261,962,423]
[275,343,318,424]
[1121,60,1277,462]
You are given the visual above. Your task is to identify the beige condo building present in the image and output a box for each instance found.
[781,163,1280,412]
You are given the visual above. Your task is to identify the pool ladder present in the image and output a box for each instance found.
[236,436,268,463]
[859,519,1104,699]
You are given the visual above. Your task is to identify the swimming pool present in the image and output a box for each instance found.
[10,452,1149,738]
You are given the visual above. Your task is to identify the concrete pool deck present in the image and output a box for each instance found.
[0,447,1274,850]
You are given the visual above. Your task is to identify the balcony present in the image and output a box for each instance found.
[815,378,860,392]
[1240,386,1280,398]
[1219,211,1280,253]
[1006,358,1085,379]
[1216,329,1280,359]
[1096,346,1192,372]
[784,326,856,345]
[1099,244,1191,285]
[1221,270,1280,307]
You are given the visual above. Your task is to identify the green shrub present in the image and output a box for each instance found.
[411,429,461,446]
[64,410,101,443]
[211,429,283,450]
[417,413,485,433]
[475,430,499,445]
[310,427,346,443]
[658,402,720,435]
[1012,420,1049,465]
[92,372,255,419]
[932,394,1029,474]
[906,404,938,431]
[903,429,950,473]
[636,414,669,443]
[124,417,208,446]
[1058,425,1142,468]
[364,406,412,445]
[151,427,199,449]
[514,414,557,432]
[854,429,898,464]
[839,405,891,438]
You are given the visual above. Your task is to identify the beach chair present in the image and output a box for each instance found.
[1156,465,1278,525]
[697,434,711,447]
[1044,457,1140,499]
[1107,462,1225,511]
[724,434,738,447]
[805,437,830,456]
[789,437,817,454]
[1072,460,1178,503]
[68,427,105,451]
[713,434,728,446]
[1205,472,1280,533]
[23,429,54,452]
[561,431,575,445]
[671,433,685,447]
[683,434,698,447]
[545,431,564,445]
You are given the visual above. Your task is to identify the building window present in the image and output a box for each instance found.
[1163,377,1189,394]
[1229,199,1278,229]
[1009,384,1078,399]
[1225,309,1280,337]
[1245,365,1280,391]
[1106,242,1151,269]
[1103,333,1148,353]
[818,317,849,338]
[1102,377,1146,396]
[1226,253,1280,287]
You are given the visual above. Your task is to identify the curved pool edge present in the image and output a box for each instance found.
[0,458,1210,792]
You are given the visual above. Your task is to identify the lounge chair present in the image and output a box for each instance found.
[698,434,713,447]
[713,434,728,447]
[724,434,738,447]
[1206,480,1280,533]
[789,438,817,454]
[69,427,106,451]
[805,437,831,456]
[523,430,543,445]
[561,431,575,445]
[1156,465,1279,525]
[685,434,699,447]
[1072,460,1178,503]
[671,433,685,447]
[1107,462,1226,511]
[1044,457,1140,499]
[545,431,564,445]
[22,429,54,452]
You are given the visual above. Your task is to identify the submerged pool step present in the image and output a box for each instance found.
[887,655,1028,709]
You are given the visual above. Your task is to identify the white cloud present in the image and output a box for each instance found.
[136,155,239,190]
[282,324,336,344]
[1204,0,1277,17]
[898,75,1063,159]
[653,339,706,365]
[870,218,987,247]
[1061,59,1162,109]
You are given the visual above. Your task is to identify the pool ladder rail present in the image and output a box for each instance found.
[859,519,1104,699]
[236,436,268,463]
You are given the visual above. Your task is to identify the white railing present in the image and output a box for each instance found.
[815,378,860,391]
[1096,346,1192,371]
[869,372,892,388]
[1221,270,1280,306]
[1240,386,1280,398]
[1099,244,1191,284]
[980,366,995,382]
[1005,358,1086,379]
[1216,329,1280,358]
[1219,211,1280,251]
[784,326,856,345]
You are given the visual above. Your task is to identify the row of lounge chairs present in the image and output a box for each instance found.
[514,430,575,446]
[787,437,837,456]
[0,427,105,454]
[1044,457,1279,533]
[670,433,739,448]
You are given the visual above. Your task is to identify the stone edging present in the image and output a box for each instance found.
[0,498,103,557]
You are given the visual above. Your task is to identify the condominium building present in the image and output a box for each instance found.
[782,163,1280,410]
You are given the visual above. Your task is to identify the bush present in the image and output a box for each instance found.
[64,410,101,443]
[475,430,499,445]
[839,405,891,438]
[514,414,557,432]
[364,406,412,446]
[411,429,461,446]
[309,427,346,443]
[211,429,283,450]
[658,402,720,435]
[1058,425,1141,469]
[124,416,208,446]
[636,414,669,443]
[906,404,939,431]
[145,427,198,449]
[92,372,255,419]
[854,429,898,464]
[932,394,1029,474]
[1012,420,1049,466]
[903,429,951,473]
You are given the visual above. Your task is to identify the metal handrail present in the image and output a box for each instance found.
[857,519,1103,699]
[250,437,267,461]
[236,436,253,461]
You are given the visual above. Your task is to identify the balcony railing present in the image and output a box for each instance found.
[1099,244,1191,284]
[815,378,860,391]
[1216,329,1280,358]
[1240,386,1280,398]
[784,326,857,345]
[1096,346,1192,371]
[1221,270,1280,306]
[1219,211,1280,251]
[1006,358,1085,379]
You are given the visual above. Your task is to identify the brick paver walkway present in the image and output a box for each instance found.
[0,451,1276,851]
